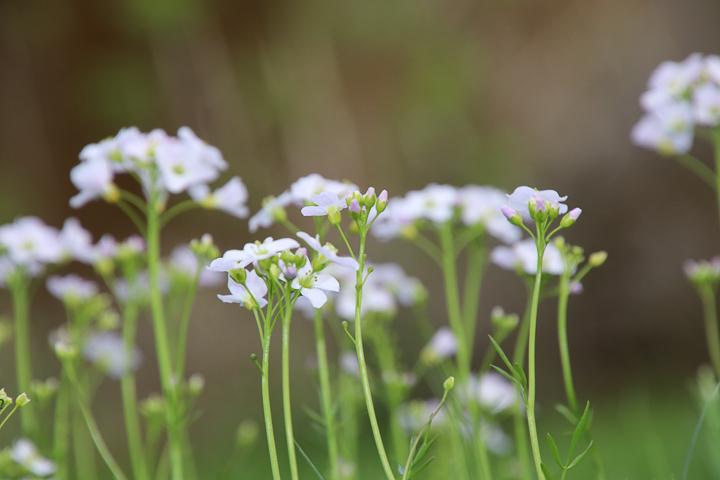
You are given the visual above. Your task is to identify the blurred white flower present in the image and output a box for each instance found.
[491,239,564,275]
[217,270,268,309]
[10,438,56,477]
[0,217,63,267]
[169,246,224,287]
[59,218,95,263]
[249,192,294,233]
[458,186,522,243]
[460,373,518,414]
[47,275,98,302]
[398,399,446,433]
[422,327,458,362]
[289,174,357,204]
[404,184,458,224]
[339,351,359,376]
[189,177,249,218]
[693,83,720,126]
[631,102,694,154]
[70,157,116,208]
[83,331,141,379]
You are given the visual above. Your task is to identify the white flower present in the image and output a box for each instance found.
[291,261,340,308]
[169,246,224,287]
[289,174,357,205]
[209,237,300,272]
[249,192,294,232]
[91,234,144,263]
[506,186,569,220]
[422,327,458,361]
[296,231,359,270]
[0,217,63,267]
[461,373,518,414]
[458,186,521,243]
[83,331,141,379]
[47,275,98,302]
[398,399,447,433]
[10,438,56,477]
[693,83,720,126]
[404,184,458,224]
[301,192,347,217]
[370,263,424,306]
[189,177,249,218]
[641,53,703,110]
[491,239,564,275]
[155,138,223,194]
[217,270,268,309]
[631,102,694,154]
[70,157,116,208]
[59,218,95,263]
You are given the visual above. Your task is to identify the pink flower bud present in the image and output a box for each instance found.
[349,199,361,213]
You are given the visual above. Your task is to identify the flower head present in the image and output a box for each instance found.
[506,186,568,221]
[209,237,299,272]
[421,327,458,364]
[290,260,340,308]
[0,217,63,268]
[301,192,347,220]
[217,270,268,309]
[83,331,141,379]
[47,275,99,303]
[297,231,359,270]
[189,177,249,218]
[249,192,294,233]
[10,438,56,477]
[491,239,564,275]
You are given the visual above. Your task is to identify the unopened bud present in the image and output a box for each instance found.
[588,251,607,267]
[501,206,524,228]
[15,393,30,407]
[559,208,582,228]
[443,376,455,391]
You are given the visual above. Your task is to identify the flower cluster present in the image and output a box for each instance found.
[372,184,521,243]
[684,257,720,287]
[71,127,248,217]
[491,239,564,275]
[249,174,358,232]
[631,53,720,155]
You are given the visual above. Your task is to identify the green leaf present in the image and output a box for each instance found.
[555,404,578,425]
[512,362,528,390]
[488,335,514,372]
[569,401,592,457]
[294,440,327,480]
[541,462,557,480]
[567,440,594,469]
[546,433,566,469]
[491,365,523,391]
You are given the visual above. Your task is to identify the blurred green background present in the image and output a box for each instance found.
[2,0,720,477]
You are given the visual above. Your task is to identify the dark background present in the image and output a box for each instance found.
[2,0,720,476]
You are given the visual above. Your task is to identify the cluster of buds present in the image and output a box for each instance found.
[346,187,389,221]
[501,187,582,242]
[0,388,32,430]
[684,257,720,287]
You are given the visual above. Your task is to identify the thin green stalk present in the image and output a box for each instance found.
[353,227,396,480]
[527,239,546,480]
[438,224,469,380]
[674,155,716,190]
[66,363,127,480]
[73,405,98,480]
[462,235,487,362]
[281,293,300,480]
[147,195,185,480]
[121,303,150,480]
[313,310,340,480]
[260,320,282,480]
[10,276,37,437]
[557,273,578,412]
[176,266,201,379]
[53,370,71,480]
[699,285,720,378]
[0,403,20,430]
[512,285,533,479]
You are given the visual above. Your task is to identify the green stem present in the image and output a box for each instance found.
[53,370,71,480]
[66,363,127,480]
[176,266,201,379]
[281,295,299,480]
[699,285,720,378]
[260,323,282,480]
[512,293,533,479]
[713,128,720,224]
[10,275,37,437]
[438,224,470,380]
[121,303,150,480]
[313,310,339,480]
[462,236,487,363]
[73,403,98,480]
[147,197,185,480]
[527,240,546,480]
[674,155,716,190]
[557,273,578,413]
[354,227,396,480]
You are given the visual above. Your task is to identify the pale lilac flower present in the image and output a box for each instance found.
[404,184,458,223]
[83,331,141,379]
[291,261,340,308]
[422,327,458,361]
[169,246,224,287]
[189,177,249,218]
[155,139,223,194]
[371,263,424,306]
[249,192,294,232]
[296,231,359,270]
[209,238,299,272]
[641,53,703,110]
[461,373,518,414]
[693,83,720,126]
[59,218,95,263]
[491,239,564,275]
[10,438,56,477]
[506,186,568,220]
[301,192,347,217]
[458,186,521,243]
[114,272,153,304]
[0,217,63,267]
[70,157,116,208]
[631,102,694,154]
[218,270,268,309]
[47,275,98,302]
[289,174,357,205]
[483,423,513,455]
[706,55,720,84]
